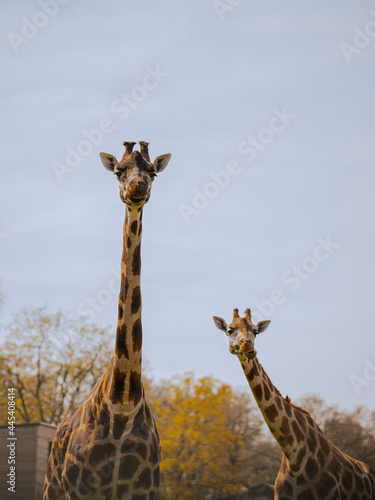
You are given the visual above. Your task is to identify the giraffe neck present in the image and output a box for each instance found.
[106,205,144,411]
[239,355,319,466]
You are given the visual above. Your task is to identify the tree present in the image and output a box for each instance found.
[0,307,113,425]
[299,395,375,470]
[154,374,267,500]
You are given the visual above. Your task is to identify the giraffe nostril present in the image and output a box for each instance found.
[130,180,146,188]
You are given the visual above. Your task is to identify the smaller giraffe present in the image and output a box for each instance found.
[213,308,375,500]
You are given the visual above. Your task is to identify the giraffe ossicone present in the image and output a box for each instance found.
[44,141,171,500]
[213,308,375,499]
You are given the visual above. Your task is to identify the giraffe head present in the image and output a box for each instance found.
[213,308,270,359]
[100,141,171,206]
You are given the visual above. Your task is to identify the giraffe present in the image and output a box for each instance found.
[213,308,375,500]
[43,141,171,500]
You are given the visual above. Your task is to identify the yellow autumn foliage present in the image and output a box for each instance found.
[154,374,248,499]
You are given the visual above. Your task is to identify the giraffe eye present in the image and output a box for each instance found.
[149,172,158,179]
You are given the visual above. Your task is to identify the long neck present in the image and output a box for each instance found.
[239,355,319,467]
[106,206,144,410]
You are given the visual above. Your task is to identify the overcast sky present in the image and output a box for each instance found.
[1,0,375,412]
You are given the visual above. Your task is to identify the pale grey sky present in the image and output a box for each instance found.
[1,0,375,411]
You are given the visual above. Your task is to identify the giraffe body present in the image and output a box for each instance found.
[213,309,375,500]
[44,142,171,500]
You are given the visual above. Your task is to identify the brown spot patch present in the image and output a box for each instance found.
[264,403,278,423]
[120,276,129,301]
[98,404,110,439]
[305,457,319,480]
[117,484,129,496]
[145,404,153,424]
[283,481,294,496]
[132,244,141,275]
[280,416,290,436]
[342,468,353,491]
[315,471,336,497]
[317,449,325,468]
[133,405,145,428]
[284,399,293,417]
[291,420,304,443]
[290,446,306,472]
[89,443,116,467]
[297,491,314,500]
[118,304,123,320]
[132,318,142,352]
[149,434,160,465]
[253,384,263,401]
[113,413,128,440]
[131,286,141,314]
[296,474,307,485]
[72,429,89,462]
[65,461,80,487]
[295,410,306,431]
[307,427,317,454]
[263,382,272,401]
[153,467,160,488]
[121,439,148,460]
[129,371,142,403]
[79,468,95,495]
[131,221,138,235]
[355,474,365,493]
[126,234,132,248]
[275,395,283,409]
[247,362,259,382]
[138,222,142,236]
[111,368,126,404]
[116,325,129,359]
[280,433,294,448]
[319,434,331,456]
[135,467,152,490]
[118,455,141,480]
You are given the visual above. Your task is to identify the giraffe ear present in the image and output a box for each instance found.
[213,316,228,333]
[100,152,118,172]
[153,153,171,173]
[255,320,271,334]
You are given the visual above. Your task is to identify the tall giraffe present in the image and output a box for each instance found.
[213,308,375,500]
[44,141,171,500]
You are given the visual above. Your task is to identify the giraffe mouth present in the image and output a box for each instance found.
[125,193,149,205]
[244,349,257,359]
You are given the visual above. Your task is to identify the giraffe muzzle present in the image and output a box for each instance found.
[239,341,254,353]
[239,342,257,358]
[127,180,148,201]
